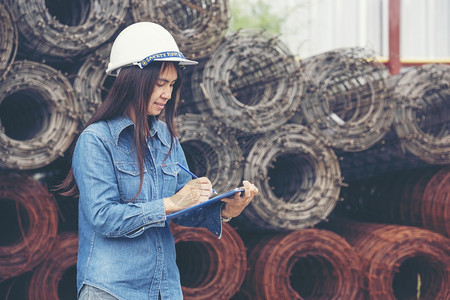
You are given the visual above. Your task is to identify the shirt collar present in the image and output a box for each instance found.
[107,115,170,147]
[151,117,171,148]
[106,115,132,145]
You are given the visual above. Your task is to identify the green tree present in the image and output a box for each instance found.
[229,0,287,34]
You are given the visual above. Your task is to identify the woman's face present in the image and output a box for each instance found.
[147,63,178,116]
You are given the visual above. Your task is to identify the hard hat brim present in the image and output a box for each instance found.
[106,57,198,76]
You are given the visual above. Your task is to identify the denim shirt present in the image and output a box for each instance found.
[72,115,223,300]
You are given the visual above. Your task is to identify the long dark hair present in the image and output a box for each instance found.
[57,62,183,200]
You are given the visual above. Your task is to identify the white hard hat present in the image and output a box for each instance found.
[106,22,198,76]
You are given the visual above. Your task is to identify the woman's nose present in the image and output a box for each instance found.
[162,86,172,99]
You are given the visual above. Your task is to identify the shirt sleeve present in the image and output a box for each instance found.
[73,130,167,238]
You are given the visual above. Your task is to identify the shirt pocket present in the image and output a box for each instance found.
[116,162,148,202]
[161,162,181,198]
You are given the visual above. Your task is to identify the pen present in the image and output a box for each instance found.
[176,162,217,195]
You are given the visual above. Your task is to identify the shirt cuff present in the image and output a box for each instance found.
[141,198,167,225]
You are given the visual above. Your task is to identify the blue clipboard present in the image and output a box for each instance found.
[166,188,245,220]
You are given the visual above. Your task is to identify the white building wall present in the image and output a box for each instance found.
[279,0,388,59]
[401,0,450,60]
[252,0,449,61]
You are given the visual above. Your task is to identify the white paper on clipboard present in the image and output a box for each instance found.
[166,188,244,220]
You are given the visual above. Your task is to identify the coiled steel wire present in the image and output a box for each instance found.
[0,173,58,280]
[0,2,17,80]
[177,113,244,193]
[336,129,431,182]
[339,166,449,237]
[243,229,363,299]
[193,29,303,133]
[300,47,394,152]
[28,232,77,300]
[239,124,343,231]
[170,222,246,300]
[73,42,113,126]
[130,0,229,61]
[322,219,450,300]
[0,60,79,170]
[304,62,450,181]
[4,0,128,60]
[392,64,450,164]
[178,59,208,115]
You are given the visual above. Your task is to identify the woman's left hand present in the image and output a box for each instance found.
[221,180,258,219]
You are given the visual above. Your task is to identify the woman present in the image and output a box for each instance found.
[59,22,258,300]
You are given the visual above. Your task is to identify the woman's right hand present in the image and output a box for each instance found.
[164,177,212,214]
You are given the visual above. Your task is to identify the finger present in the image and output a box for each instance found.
[242,181,257,196]
[187,179,203,189]
[201,191,213,200]
[197,178,213,194]
[196,177,211,185]
[198,195,210,203]
[205,185,213,197]
[243,180,251,198]
[249,183,258,196]
[221,197,232,203]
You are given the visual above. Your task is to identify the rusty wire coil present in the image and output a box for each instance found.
[130,0,229,61]
[170,222,247,300]
[243,229,363,299]
[300,47,394,152]
[4,0,128,60]
[238,124,343,231]
[0,60,79,170]
[339,166,449,237]
[28,232,77,300]
[73,42,113,126]
[339,167,436,226]
[323,219,450,300]
[392,64,450,164]
[177,113,244,193]
[422,166,450,236]
[0,2,18,80]
[194,29,303,133]
[0,172,58,280]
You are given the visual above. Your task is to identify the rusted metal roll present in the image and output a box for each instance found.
[73,42,114,126]
[300,47,394,152]
[0,2,17,80]
[0,273,31,299]
[342,168,431,225]
[195,29,303,133]
[5,0,128,60]
[238,124,343,231]
[0,172,59,280]
[130,0,229,61]
[392,64,450,164]
[0,60,79,170]
[28,232,78,300]
[322,219,450,300]
[422,166,450,236]
[244,229,364,299]
[170,222,247,300]
[177,113,244,193]
[339,166,449,237]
